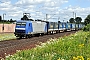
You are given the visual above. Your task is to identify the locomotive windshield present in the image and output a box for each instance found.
[16,22,26,26]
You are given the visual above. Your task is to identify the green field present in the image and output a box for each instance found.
[5,31,90,60]
[0,33,16,41]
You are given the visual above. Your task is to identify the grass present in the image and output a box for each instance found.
[0,33,16,41]
[5,31,90,60]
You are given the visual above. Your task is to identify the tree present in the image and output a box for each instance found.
[84,14,90,25]
[75,17,82,24]
[69,18,75,23]
[0,16,1,21]
[10,18,13,22]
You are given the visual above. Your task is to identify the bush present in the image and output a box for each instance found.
[83,24,90,31]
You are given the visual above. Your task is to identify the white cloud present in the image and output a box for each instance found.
[0,0,68,20]
[59,6,90,22]
[0,0,90,22]
[16,0,50,5]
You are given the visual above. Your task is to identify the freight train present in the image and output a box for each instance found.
[14,20,84,38]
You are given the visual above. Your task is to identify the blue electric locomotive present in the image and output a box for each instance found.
[14,20,84,38]
[14,20,47,38]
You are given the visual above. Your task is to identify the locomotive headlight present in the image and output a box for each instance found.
[50,25,53,28]
[28,32,31,34]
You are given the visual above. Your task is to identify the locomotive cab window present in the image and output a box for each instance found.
[16,22,21,26]
[16,22,26,26]
[21,22,26,26]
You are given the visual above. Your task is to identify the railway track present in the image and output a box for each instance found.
[0,31,77,59]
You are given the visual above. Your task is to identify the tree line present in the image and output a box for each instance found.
[69,17,82,24]
[0,15,16,24]
[68,14,90,26]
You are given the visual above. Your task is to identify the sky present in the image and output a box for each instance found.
[0,0,90,22]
